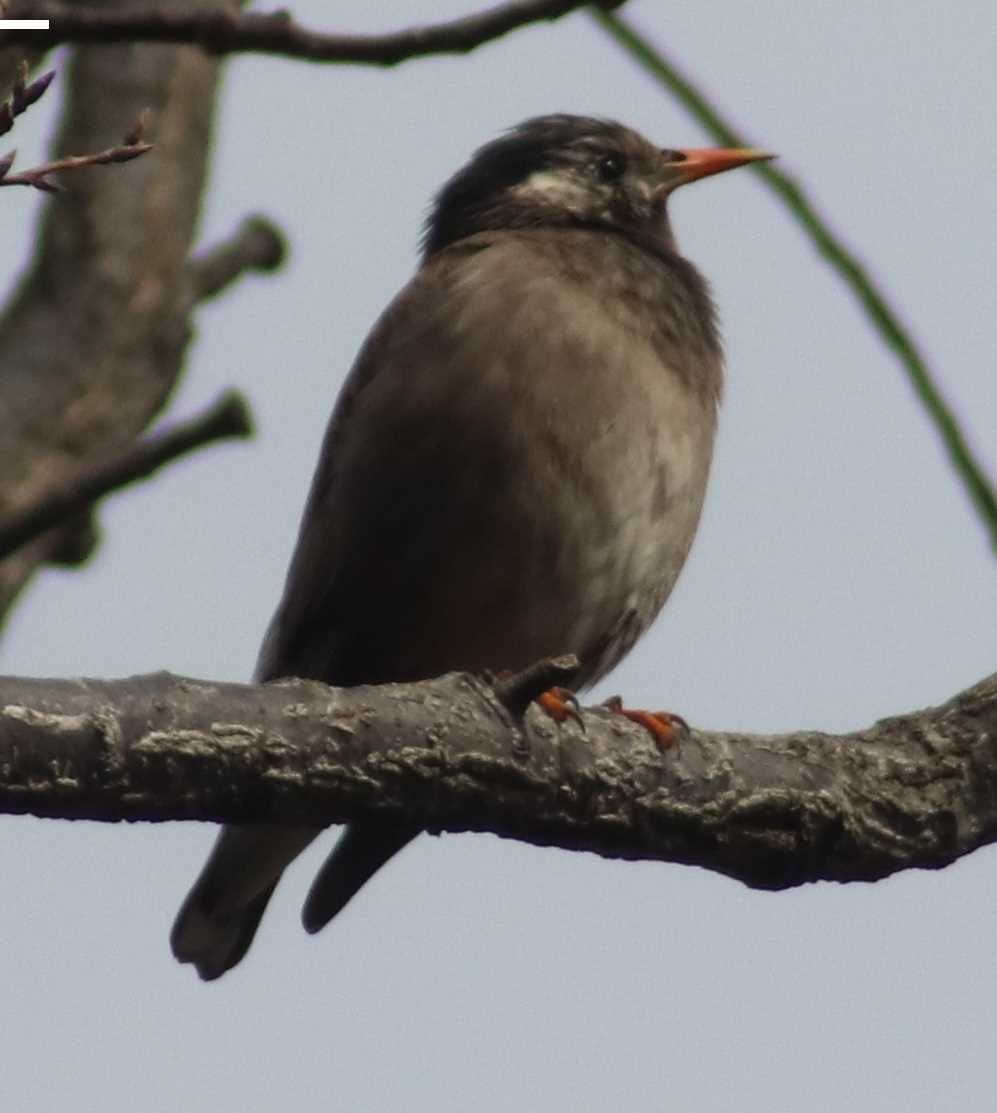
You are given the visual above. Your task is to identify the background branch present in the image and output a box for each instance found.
[1,666,994,891]
[0,129,151,191]
[0,1,617,64]
[0,61,54,136]
[0,390,253,559]
[0,1,286,625]
[592,9,997,553]
[0,62,153,191]
[184,214,286,304]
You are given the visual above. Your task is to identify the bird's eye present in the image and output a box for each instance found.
[594,153,626,182]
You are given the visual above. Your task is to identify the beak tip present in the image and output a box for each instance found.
[672,146,777,184]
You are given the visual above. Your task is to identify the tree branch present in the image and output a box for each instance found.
[184,214,286,305]
[1,665,994,891]
[0,128,151,191]
[0,390,253,559]
[0,60,54,137]
[0,61,153,191]
[0,0,274,625]
[0,1,620,64]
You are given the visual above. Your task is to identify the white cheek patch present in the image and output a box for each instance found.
[513,169,594,213]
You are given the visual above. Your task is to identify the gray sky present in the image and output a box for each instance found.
[2,2,996,1110]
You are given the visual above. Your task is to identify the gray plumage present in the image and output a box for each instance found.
[171,115,764,980]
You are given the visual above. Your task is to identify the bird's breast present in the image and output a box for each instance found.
[445,238,719,684]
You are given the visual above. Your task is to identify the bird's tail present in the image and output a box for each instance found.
[302,821,419,934]
[171,824,319,981]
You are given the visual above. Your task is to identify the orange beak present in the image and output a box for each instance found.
[672,147,774,185]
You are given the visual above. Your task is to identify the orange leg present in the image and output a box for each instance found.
[601,695,688,750]
[537,686,584,729]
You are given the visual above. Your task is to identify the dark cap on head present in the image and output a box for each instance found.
[422,114,771,260]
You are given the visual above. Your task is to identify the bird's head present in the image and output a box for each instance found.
[422,114,770,259]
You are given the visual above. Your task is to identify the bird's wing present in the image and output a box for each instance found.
[254,231,629,688]
[173,228,722,976]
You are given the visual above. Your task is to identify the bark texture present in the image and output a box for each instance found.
[0,666,994,891]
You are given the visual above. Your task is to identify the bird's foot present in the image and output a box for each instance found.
[601,695,687,750]
[537,686,585,730]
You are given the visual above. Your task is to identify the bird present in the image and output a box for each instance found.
[171,114,769,980]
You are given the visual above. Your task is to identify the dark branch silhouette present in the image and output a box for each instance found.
[1,664,994,891]
[0,1,623,64]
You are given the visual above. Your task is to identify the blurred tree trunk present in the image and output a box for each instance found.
[0,0,225,624]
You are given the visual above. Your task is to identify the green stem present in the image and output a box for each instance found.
[592,8,997,552]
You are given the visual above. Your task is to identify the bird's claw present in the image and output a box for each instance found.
[537,686,585,731]
[601,695,688,750]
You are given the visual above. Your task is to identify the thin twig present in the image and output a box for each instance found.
[0,1,622,64]
[0,391,253,559]
[592,9,997,552]
[0,135,152,192]
[1,84,152,192]
[0,60,54,138]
